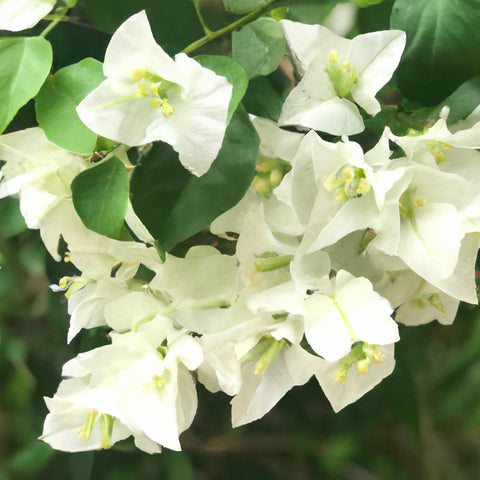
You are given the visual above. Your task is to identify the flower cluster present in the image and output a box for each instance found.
[1,10,480,455]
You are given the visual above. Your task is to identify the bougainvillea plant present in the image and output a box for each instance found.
[1,0,480,454]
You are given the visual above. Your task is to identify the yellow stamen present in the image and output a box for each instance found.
[161,100,174,117]
[131,68,146,82]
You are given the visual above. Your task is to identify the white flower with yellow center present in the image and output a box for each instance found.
[279,20,405,135]
[77,10,233,176]
[0,0,55,31]
[303,270,399,363]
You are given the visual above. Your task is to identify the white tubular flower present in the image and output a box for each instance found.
[381,272,461,326]
[40,378,136,453]
[316,343,396,413]
[0,0,55,31]
[303,270,399,363]
[77,11,233,176]
[60,319,203,452]
[388,119,480,168]
[66,277,130,343]
[231,344,324,427]
[0,128,88,231]
[279,20,405,135]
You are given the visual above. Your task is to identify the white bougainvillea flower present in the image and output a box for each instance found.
[0,0,55,31]
[231,344,324,427]
[150,245,238,310]
[388,119,480,168]
[316,343,396,412]
[40,378,137,453]
[59,319,203,451]
[303,270,399,363]
[0,127,88,230]
[379,271,460,326]
[77,10,232,176]
[279,20,406,135]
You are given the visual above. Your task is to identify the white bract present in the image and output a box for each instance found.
[316,343,396,412]
[77,10,233,176]
[303,270,399,362]
[0,128,88,231]
[0,0,55,31]
[45,319,203,452]
[279,20,406,135]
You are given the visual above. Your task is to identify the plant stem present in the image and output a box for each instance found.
[40,7,68,38]
[182,0,284,54]
[192,0,213,35]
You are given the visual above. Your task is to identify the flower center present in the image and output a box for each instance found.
[243,335,288,375]
[334,342,384,384]
[326,50,358,98]
[427,141,453,165]
[322,164,370,203]
[252,154,292,198]
[130,69,175,117]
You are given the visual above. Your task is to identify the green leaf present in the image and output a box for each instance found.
[195,55,248,123]
[130,107,259,251]
[286,0,342,25]
[36,58,105,154]
[223,0,268,14]
[438,76,480,125]
[391,0,480,105]
[0,37,52,134]
[351,0,385,6]
[232,18,286,79]
[243,70,291,121]
[71,157,129,239]
[83,0,203,56]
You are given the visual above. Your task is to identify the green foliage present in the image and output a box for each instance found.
[286,0,341,25]
[232,18,286,79]
[130,107,259,252]
[440,76,480,125]
[36,58,105,154]
[223,0,269,14]
[71,157,129,239]
[243,70,291,121]
[82,0,204,55]
[0,37,52,134]
[391,0,480,105]
[351,0,385,6]
[194,55,248,122]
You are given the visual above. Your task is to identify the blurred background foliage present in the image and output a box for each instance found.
[1,0,480,479]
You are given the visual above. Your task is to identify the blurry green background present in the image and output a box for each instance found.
[1,0,480,478]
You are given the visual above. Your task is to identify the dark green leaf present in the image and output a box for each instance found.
[195,55,248,123]
[438,76,480,124]
[391,0,480,105]
[243,70,291,121]
[36,58,105,154]
[232,18,286,79]
[286,0,341,25]
[82,0,203,55]
[71,157,129,239]
[223,0,268,14]
[130,107,259,251]
[0,37,52,134]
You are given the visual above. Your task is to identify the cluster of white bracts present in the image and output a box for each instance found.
[1,11,480,455]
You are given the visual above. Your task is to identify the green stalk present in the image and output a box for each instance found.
[182,0,284,54]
